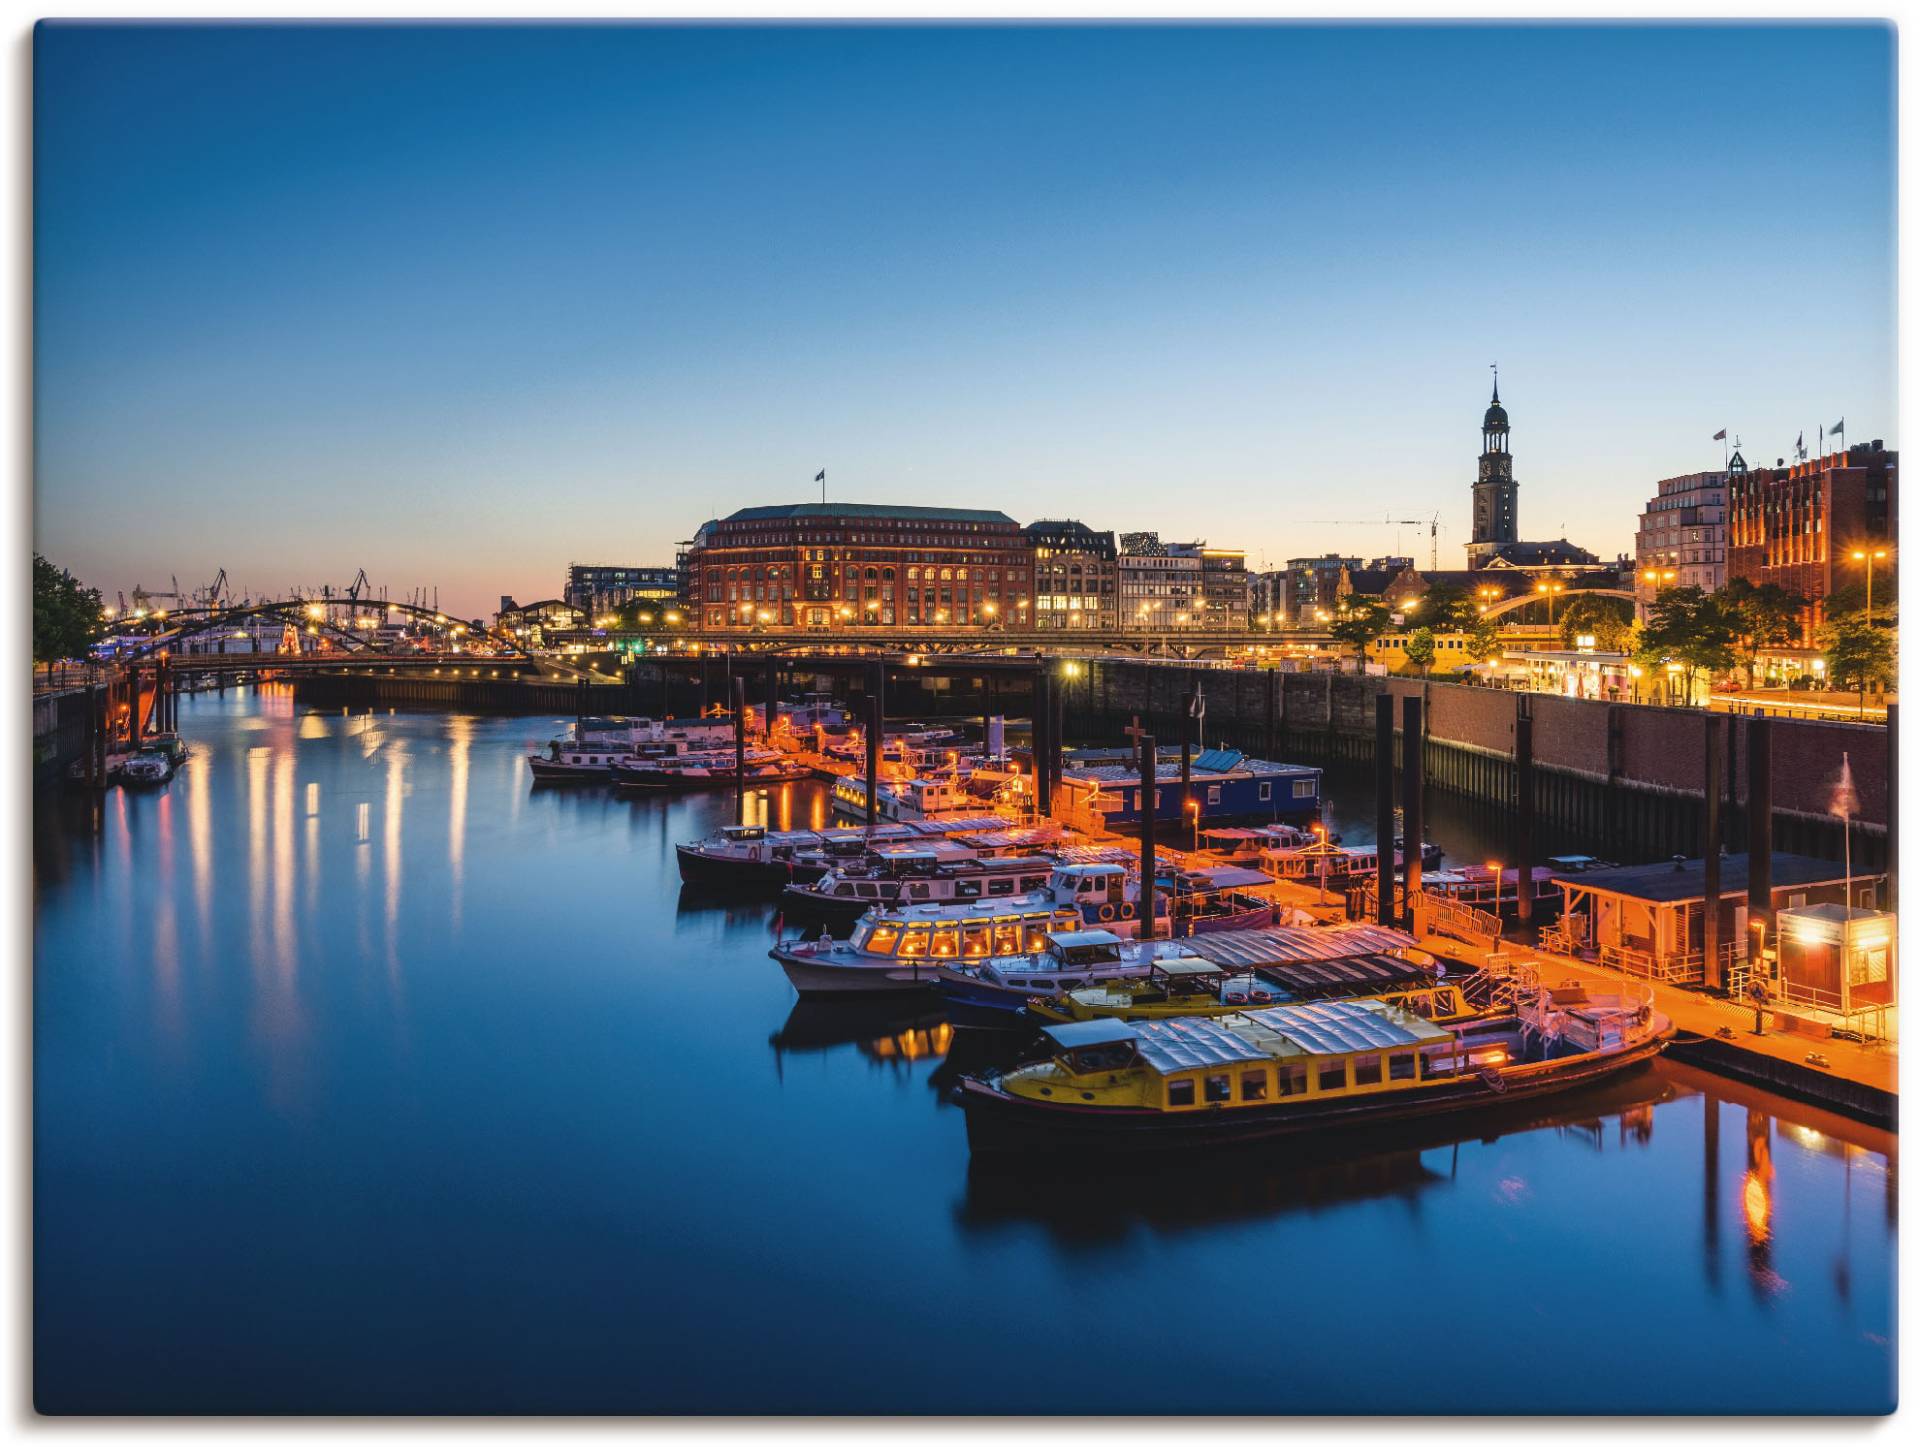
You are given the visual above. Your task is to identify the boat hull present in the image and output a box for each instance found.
[527,757,611,782]
[772,946,941,995]
[675,844,827,888]
[956,1029,1672,1156]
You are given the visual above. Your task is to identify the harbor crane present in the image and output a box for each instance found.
[1305,512,1443,571]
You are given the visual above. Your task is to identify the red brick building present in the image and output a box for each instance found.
[1726,440,1896,635]
[684,503,1033,630]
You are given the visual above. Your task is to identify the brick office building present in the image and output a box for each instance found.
[683,503,1032,630]
[1025,519,1118,630]
[1726,440,1896,635]
[1633,467,1728,615]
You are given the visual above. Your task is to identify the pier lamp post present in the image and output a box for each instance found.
[1186,797,1201,853]
[983,600,998,631]
[1488,860,1503,917]
[1533,580,1565,626]
[1849,548,1889,624]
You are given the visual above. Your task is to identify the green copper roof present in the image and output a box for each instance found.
[723,503,1017,525]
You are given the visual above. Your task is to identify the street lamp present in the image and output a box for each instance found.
[1849,548,1889,624]
[1488,859,1503,917]
[1533,579,1564,624]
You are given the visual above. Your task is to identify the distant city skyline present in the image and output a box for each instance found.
[35,21,1895,618]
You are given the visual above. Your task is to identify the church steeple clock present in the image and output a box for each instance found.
[1472,368,1518,550]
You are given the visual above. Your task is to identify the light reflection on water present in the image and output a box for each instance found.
[31,689,1896,1415]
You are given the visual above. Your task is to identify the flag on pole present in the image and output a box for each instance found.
[1829,752,1860,818]
[815,469,826,482]
[1712,428,1727,441]
[1831,418,1845,433]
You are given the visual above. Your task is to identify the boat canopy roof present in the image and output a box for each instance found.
[1047,928,1123,953]
[1184,923,1419,969]
[1050,862,1127,880]
[1040,1019,1140,1051]
[721,825,766,840]
[1133,1017,1270,1071]
[1152,958,1228,978]
[1180,865,1271,890]
[1240,999,1454,1057]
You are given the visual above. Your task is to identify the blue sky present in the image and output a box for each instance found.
[35,22,1896,617]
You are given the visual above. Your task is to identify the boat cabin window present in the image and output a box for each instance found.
[908,884,931,900]
[1023,921,1052,952]
[1279,1063,1308,1097]
[1166,1078,1196,1108]
[1204,1073,1233,1104]
[962,923,992,958]
[1352,1053,1382,1087]
[1316,1060,1347,1094]
[1241,1071,1268,1102]
[856,883,880,899]
[1389,1051,1418,1082]
[1064,1043,1136,1073]
[1207,786,1221,805]
[987,879,1015,897]
[866,922,901,954]
[993,920,1023,955]
[897,924,931,958]
[1258,782,1272,801]
[930,923,961,958]
[956,882,982,900]
[834,884,856,897]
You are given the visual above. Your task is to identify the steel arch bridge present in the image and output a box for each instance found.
[100,597,533,664]
[1476,588,1636,622]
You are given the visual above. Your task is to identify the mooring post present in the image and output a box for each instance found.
[765,658,779,742]
[1126,717,1158,941]
[1888,702,1899,914]
[1702,714,1724,990]
[129,664,144,746]
[1031,660,1051,818]
[1051,667,1066,795]
[1179,677,1195,825]
[1400,694,1423,930]
[1374,692,1395,928]
[1514,697,1535,930]
[732,676,748,824]
[1746,715,1772,976]
[1264,667,1278,762]
[864,660,882,831]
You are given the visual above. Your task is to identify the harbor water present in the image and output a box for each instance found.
[34,691,1897,1413]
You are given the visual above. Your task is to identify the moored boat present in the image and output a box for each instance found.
[612,749,811,792]
[955,972,1672,1155]
[1024,949,1464,1025]
[770,902,1086,994]
[119,746,175,788]
[931,930,1209,1021]
[780,847,1062,929]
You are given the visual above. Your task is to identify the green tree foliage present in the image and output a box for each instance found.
[1821,616,1896,694]
[1717,577,1808,686]
[1462,613,1503,663]
[1402,627,1437,676]
[1412,583,1477,632]
[32,553,105,672]
[1633,586,1736,705]
[1327,601,1392,659]
[1556,593,1634,652]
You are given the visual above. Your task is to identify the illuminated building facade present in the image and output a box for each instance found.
[684,503,1031,630]
[1726,440,1897,635]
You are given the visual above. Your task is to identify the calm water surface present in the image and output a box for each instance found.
[34,691,1897,1413]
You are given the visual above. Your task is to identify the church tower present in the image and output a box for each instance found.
[1470,374,1518,560]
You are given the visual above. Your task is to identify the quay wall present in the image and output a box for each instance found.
[31,687,95,790]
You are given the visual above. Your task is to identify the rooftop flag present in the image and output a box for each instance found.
[1713,428,1727,441]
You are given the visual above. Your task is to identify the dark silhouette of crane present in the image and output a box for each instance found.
[1305,513,1443,570]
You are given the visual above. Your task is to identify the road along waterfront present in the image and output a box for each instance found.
[32,688,1896,1413]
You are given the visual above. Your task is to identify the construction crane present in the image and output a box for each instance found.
[1305,513,1443,571]
[345,568,371,601]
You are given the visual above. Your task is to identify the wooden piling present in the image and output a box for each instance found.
[732,676,748,824]
[1703,714,1724,989]
[1513,697,1534,929]
[1747,715,1773,960]
[1374,693,1395,928]
[1400,694,1423,929]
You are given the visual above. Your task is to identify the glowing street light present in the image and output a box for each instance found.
[1850,547,1889,624]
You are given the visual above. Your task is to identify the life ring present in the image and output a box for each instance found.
[1119,902,1136,921]
[1098,904,1117,923]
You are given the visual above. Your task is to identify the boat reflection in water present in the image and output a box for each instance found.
[770,998,956,1079]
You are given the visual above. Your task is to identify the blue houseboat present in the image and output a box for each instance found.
[1058,748,1321,828]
